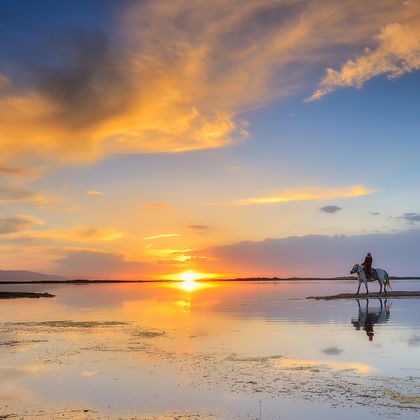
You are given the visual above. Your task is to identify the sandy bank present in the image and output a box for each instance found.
[307,291,420,300]
[0,291,55,299]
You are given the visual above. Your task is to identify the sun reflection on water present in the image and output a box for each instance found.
[174,280,214,292]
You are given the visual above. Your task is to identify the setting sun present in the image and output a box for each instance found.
[161,270,219,281]
[178,271,202,281]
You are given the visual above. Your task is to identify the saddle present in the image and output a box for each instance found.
[366,267,378,279]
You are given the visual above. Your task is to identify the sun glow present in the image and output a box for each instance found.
[161,270,219,281]
[176,271,205,292]
[178,271,201,281]
[163,271,218,292]
[179,280,200,292]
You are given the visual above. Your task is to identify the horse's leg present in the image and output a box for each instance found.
[356,299,361,312]
[356,281,361,295]
[378,279,382,294]
[365,280,369,294]
[379,271,387,294]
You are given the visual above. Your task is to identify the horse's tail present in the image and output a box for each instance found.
[384,271,392,289]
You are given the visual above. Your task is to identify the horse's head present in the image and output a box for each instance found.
[350,264,359,274]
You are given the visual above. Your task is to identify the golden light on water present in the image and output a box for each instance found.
[179,280,200,292]
[162,270,218,292]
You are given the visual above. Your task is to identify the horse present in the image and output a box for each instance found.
[350,264,391,295]
[351,298,391,341]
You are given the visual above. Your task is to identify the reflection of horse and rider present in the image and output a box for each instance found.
[351,299,391,341]
[350,252,392,295]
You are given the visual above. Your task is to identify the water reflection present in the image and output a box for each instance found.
[351,299,391,341]
[171,280,214,292]
[1,281,420,419]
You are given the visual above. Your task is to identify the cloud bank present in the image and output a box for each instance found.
[194,229,420,277]
[54,249,156,279]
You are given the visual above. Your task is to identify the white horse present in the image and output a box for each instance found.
[350,264,391,294]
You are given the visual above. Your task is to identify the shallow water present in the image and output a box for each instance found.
[0,280,419,419]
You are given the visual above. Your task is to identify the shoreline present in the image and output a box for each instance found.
[0,276,420,285]
[307,291,420,300]
[0,291,55,299]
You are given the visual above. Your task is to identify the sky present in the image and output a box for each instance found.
[0,0,420,279]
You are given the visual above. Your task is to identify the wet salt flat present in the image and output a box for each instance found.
[1,280,420,419]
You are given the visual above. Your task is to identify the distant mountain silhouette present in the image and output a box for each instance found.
[0,270,67,282]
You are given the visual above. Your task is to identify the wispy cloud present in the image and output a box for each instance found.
[0,166,27,175]
[145,247,197,263]
[399,212,420,224]
[307,2,420,101]
[188,225,210,230]
[1,227,126,242]
[87,190,104,196]
[0,185,39,201]
[82,371,99,377]
[0,215,43,234]
[0,185,52,207]
[220,185,374,206]
[143,233,181,240]
[72,228,125,241]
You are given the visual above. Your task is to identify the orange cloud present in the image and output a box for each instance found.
[53,249,160,279]
[0,185,52,208]
[143,233,181,240]
[230,185,375,205]
[0,1,408,163]
[307,2,420,101]
[1,227,126,242]
[87,190,104,196]
[0,166,27,175]
[145,247,197,263]
[0,215,44,234]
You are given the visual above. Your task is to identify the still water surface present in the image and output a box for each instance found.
[1,280,419,418]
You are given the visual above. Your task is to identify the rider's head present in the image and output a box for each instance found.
[367,252,371,257]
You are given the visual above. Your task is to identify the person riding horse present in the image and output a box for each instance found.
[362,252,373,278]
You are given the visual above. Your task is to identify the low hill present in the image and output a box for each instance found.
[0,270,67,282]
